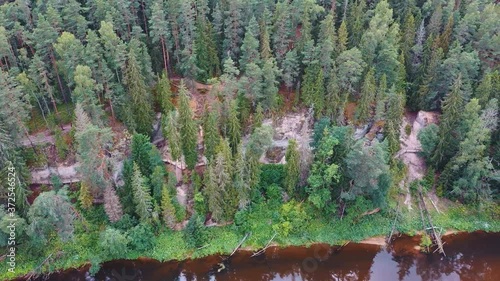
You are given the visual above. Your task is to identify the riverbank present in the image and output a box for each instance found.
[10,230,500,281]
[4,201,499,281]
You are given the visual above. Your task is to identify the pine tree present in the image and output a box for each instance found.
[161,185,176,229]
[149,0,171,72]
[132,163,153,221]
[284,139,300,196]
[178,80,198,169]
[53,32,85,88]
[0,70,31,141]
[124,47,154,136]
[336,48,366,96]
[104,185,123,223]
[356,68,377,124]
[318,14,336,78]
[155,71,174,114]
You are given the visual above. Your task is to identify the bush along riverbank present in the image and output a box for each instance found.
[2,197,499,281]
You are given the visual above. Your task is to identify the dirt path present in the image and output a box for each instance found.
[397,110,439,210]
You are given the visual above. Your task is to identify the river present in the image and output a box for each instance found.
[25,231,500,281]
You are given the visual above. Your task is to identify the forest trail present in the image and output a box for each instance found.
[397,110,439,210]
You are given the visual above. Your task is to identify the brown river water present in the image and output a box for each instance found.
[23,231,500,281]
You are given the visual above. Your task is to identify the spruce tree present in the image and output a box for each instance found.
[432,76,465,169]
[284,139,300,196]
[104,185,124,223]
[301,62,325,118]
[178,80,198,169]
[261,57,281,111]
[155,71,174,114]
[161,185,176,229]
[164,110,182,163]
[227,100,241,155]
[203,109,220,161]
[132,163,153,221]
[356,68,377,124]
[124,47,154,136]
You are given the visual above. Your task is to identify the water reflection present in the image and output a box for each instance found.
[24,231,500,281]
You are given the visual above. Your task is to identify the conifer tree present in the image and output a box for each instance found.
[73,65,103,126]
[149,0,170,72]
[261,57,281,110]
[132,163,153,221]
[282,50,299,93]
[194,19,220,81]
[432,76,466,169]
[178,80,198,169]
[253,103,264,130]
[356,68,377,124]
[284,139,300,196]
[164,110,182,163]
[124,47,154,136]
[337,20,348,54]
[78,182,93,210]
[232,142,250,208]
[74,104,113,197]
[161,185,176,229]
[203,161,224,221]
[260,14,272,61]
[203,109,220,161]
[301,62,325,118]
[104,185,123,223]
[155,71,174,114]
[239,16,260,72]
[227,100,241,155]
[385,89,405,156]
[223,0,243,61]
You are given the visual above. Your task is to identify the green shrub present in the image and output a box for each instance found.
[405,124,412,136]
[184,213,207,248]
[99,227,129,260]
[54,128,69,160]
[272,200,308,238]
[127,223,155,251]
[260,164,284,188]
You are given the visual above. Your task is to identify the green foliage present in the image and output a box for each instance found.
[27,188,76,244]
[418,123,439,162]
[272,200,308,238]
[127,223,155,252]
[184,213,207,248]
[178,80,198,169]
[98,227,129,260]
[260,164,285,189]
[131,163,153,221]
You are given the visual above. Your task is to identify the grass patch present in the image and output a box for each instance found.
[27,103,74,133]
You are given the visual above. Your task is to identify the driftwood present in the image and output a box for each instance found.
[387,201,401,243]
[26,253,54,281]
[230,233,250,257]
[360,208,380,217]
[251,232,277,257]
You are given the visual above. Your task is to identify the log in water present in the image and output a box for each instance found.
[22,231,500,281]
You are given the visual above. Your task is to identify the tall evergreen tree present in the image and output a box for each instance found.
[432,76,466,169]
[132,163,153,221]
[124,47,154,136]
[356,68,377,124]
[284,139,300,196]
[178,80,198,169]
[155,71,174,114]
